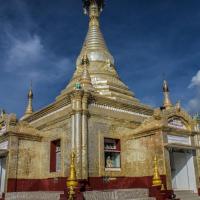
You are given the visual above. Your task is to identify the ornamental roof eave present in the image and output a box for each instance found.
[91,93,154,115]
[126,106,197,140]
[0,117,42,140]
[160,106,193,123]
[22,87,154,125]
[22,94,71,123]
[126,123,196,141]
[162,126,194,136]
[163,143,200,150]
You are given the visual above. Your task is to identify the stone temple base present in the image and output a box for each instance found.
[83,188,156,200]
[3,191,63,200]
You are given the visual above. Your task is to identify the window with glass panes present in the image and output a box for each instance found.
[104,138,121,170]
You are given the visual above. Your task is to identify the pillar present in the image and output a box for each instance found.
[81,92,90,179]
[71,90,83,179]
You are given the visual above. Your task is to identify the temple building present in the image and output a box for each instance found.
[0,0,200,199]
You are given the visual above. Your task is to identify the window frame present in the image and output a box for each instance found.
[104,138,121,171]
[50,139,61,173]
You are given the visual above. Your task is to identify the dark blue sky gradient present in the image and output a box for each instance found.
[0,0,200,117]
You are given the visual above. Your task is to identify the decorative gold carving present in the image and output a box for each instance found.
[80,54,94,92]
[71,90,84,100]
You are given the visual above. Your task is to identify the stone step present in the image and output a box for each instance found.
[5,191,63,200]
[83,189,155,200]
[125,198,155,200]
[174,190,200,200]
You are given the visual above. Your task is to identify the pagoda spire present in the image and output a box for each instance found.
[162,80,172,109]
[77,0,114,65]
[21,82,34,119]
[56,0,137,103]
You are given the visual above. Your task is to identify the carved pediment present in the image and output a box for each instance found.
[130,107,195,137]
[167,116,187,130]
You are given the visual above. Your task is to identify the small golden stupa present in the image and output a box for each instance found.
[67,152,78,200]
[152,155,162,186]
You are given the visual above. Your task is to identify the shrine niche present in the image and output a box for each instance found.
[104,138,121,171]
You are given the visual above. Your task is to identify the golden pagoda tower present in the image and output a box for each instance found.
[56,0,138,104]
[162,80,172,109]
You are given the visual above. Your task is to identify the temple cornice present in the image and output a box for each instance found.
[23,96,71,123]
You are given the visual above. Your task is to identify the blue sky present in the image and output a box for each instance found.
[0,0,200,118]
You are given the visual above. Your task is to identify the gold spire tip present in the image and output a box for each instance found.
[162,79,172,109]
[28,89,33,99]
[163,80,169,92]
[83,0,105,15]
[28,81,33,99]
[23,82,34,117]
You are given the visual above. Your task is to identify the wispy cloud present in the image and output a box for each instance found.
[0,0,74,116]
[187,70,200,114]
[188,70,200,88]
[3,33,72,83]
[5,34,43,72]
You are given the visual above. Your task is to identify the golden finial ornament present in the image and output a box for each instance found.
[152,155,162,186]
[163,80,172,109]
[82,54,89,66]
[81,54,91,82]
[80,54,94,91]
[66,152,78,200]
[0,109,5,118]
[21,82,34,120]
[176,100,181,111]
